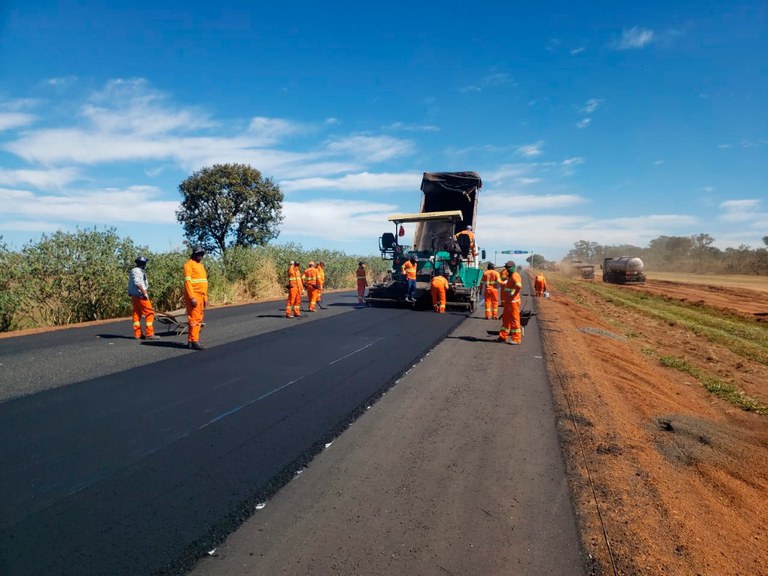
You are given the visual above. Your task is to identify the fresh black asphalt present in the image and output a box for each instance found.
[0,293,467,576]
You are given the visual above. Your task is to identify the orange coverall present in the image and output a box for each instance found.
[480,268,502,319]
[129,265,155,338]
[430,275,449,313]
[499,270,523,344]
[534,273,547,297]
[303,265,320,311]
[285,264,303,317]
[316,263,325,302]
[356,265,368,304]
[183,258,208,344]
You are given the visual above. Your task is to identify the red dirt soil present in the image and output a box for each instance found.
[539,276,768,575]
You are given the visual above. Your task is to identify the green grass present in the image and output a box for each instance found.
[659,355,768,415]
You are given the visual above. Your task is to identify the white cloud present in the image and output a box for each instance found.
[0,167,80,189]
[385,122,440,133]
[0,113,35,131]
[248,116,303,142]
[516,141,544,157]
[0,185,178,225]
[581,99,601,114]
[576,118,592,129]
[325,135,414,162]
[718,199,765,225]
[570,47,586,55]
[280,171,421,193]
[282,199,398,240]
[481,193,588,213]
[614,27,654,50]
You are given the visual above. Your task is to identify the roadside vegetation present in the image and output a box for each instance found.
[549,274,768,415]
[0,228,391,333]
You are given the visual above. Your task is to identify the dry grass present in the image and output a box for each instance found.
[647,271,768,292]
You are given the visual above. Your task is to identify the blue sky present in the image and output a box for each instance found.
[1,0,766,262]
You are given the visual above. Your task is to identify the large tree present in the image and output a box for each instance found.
[177,164,284,255]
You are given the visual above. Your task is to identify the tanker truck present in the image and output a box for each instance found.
[602,256,646,284]
[365,171,484,310]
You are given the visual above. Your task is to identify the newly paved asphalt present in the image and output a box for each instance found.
[0,292,469,575]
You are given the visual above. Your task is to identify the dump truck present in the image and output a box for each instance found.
[365,172,483,311]
[602,256,646,284]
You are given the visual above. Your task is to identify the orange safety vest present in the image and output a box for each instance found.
[183,259,208,300]
[481,269,501,288]
[317,265,325,287]
[402,260,417,280]
[356,266,367,283]
[501,271,522,303]
[287,264,303,289]
[431,276,449,290]
[303,266,319,287]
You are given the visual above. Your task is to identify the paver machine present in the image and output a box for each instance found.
[365,172,484,311]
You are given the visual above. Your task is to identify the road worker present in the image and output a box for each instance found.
[454,225,478,263]
[316,261,326,303]
[534,271,548,297]
[285,260,303,317]
[183,245,208,350]
[356,261,368,305]
[498,260,523,345]
[127,256,159,341]
[401,255,418,302]
[430,270,449,313]
[480,262,502,320]
[303,261,320,312]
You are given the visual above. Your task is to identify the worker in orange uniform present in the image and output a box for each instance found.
[454,226,477,263]
[480,262,502,320]
[285,260,304,318]
[534,271,548,297]
[128,255,159,341]
[498,260,523,345]
[430,270,449,313]
[183,245,208,350]
[401,255,418,302]
[356,261,368,305]
[316,261,326,304]
[303,261,320,312]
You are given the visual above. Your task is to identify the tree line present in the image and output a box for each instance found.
[0,164,389,332]
[563,234,768,275]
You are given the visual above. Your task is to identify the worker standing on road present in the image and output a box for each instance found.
[498,260,523,345]
[356,261,368,305]
[316,261,326,304]
[455,225,477,263]
[480,262,502,320]
[303,261,320,312]
[183,245,208,350]
[430,270,449,313]
[127,256,159,341]
[402,255,418,302]
[285,260,303,318]
[534,271,548,297]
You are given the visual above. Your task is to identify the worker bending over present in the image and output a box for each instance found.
[534,271,547,297]
[480,262,501,320]
[285,261,304,317]
[303,261,320,312]
[498,260,523,345]
[430,271,449,313]
[183,246,208,350]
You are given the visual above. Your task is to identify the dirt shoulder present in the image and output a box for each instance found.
[539,274,768,575]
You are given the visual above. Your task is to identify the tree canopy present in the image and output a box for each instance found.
[177,163,284,255]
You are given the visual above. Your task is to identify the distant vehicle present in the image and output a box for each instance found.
[576,264,595,280]
[366,172,484,311]
[602,257,646,284]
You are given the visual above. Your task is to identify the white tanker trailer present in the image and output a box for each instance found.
[602,256,646,284]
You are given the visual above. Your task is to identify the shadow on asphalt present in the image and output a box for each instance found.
[96,334,136,340]
[445,335,497,343]
[140,340,190,349]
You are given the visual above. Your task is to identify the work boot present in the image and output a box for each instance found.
[188,341,204,351]
[145,335,160,341]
